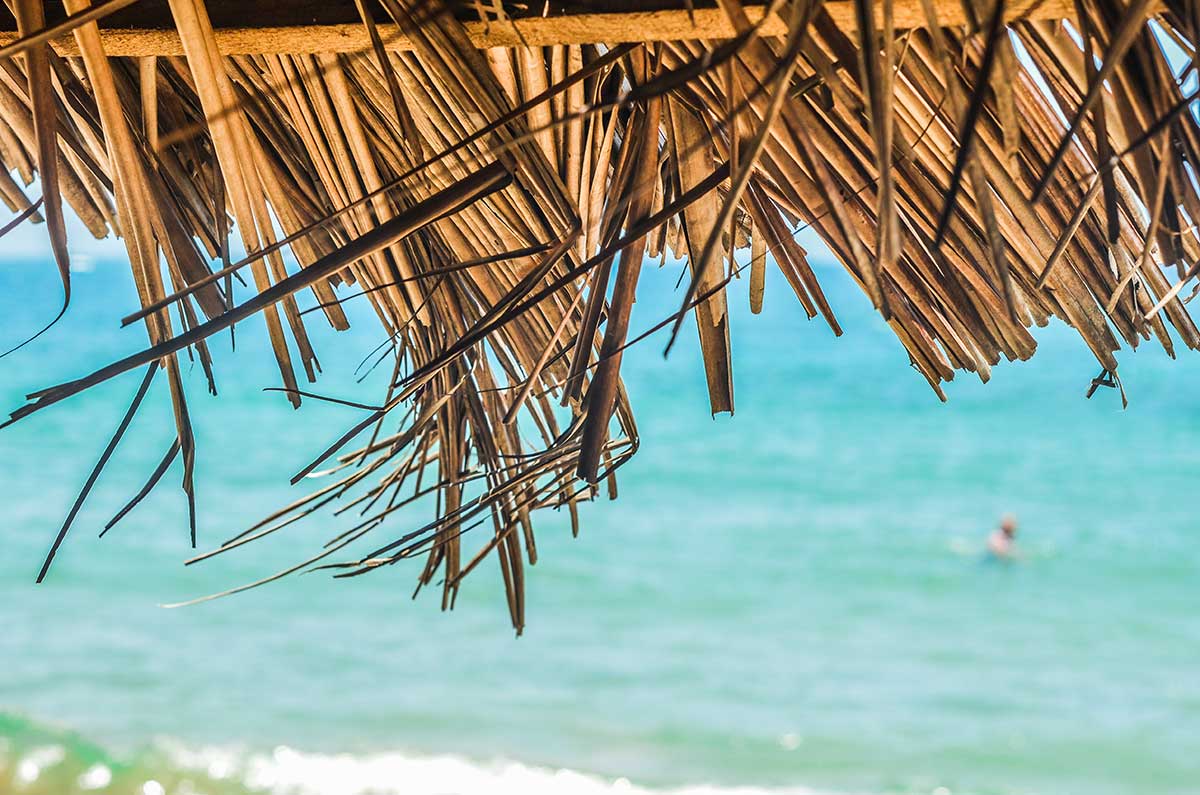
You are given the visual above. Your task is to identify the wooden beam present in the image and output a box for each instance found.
[0,1,1074,57]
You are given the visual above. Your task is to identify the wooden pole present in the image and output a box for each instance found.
[0,1,1075,57]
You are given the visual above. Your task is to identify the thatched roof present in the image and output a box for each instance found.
[1,0,1196,629]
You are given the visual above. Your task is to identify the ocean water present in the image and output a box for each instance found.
[1,247,1199,795]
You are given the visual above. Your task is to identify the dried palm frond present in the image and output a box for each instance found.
[2,0,1199,631]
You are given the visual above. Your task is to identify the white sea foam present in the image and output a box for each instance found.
[15,743,65,784]
[163,742,845,795]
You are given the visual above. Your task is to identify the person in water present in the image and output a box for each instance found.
[987,514,1018,559]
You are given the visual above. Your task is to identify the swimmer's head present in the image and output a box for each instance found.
[1000,514,1018,537]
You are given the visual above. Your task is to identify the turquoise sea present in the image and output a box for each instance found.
[2,243,1198,795]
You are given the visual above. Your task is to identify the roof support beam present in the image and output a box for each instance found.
[0,1,1075,57]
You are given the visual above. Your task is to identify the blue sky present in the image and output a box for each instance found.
[5,195,121,268]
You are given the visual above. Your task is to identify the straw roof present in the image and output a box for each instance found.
[2,0,1197,629]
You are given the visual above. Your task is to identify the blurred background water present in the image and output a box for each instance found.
[1,240,1198,795]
